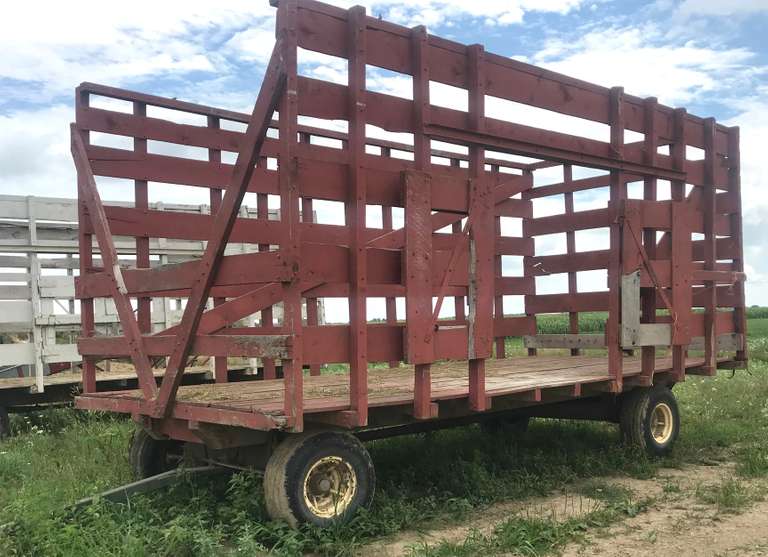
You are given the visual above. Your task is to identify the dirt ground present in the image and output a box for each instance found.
[363,463,768,557]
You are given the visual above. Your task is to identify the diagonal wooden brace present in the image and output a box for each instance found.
[70,125,158,399]
[149,45,288,418]
[154,280,322,337]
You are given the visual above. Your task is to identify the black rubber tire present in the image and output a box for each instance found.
[620,386,680,456]
[263,431,375,528]
[128,427,184,479]
[479,415,530,436]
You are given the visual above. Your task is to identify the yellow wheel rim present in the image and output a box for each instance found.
[303,456,357,519]
[650,402,674,444]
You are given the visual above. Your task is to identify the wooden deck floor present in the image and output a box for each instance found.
[0,367,213,393]
[84,355,710,420]
[0,366,252,409]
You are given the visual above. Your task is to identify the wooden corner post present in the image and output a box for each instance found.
[408,24,436,420]
[607,86,626,392]
[467,43,492,412]
[347,5,369,426]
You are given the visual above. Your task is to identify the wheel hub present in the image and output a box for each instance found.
[303,456,357,518]
[650,402,674,444]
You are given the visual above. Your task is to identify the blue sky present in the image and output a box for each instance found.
[0,0,766,310]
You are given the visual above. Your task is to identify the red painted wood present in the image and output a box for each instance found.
[133,102,152,339]
[640,96,658,385]
[727,128,747,363]
[277,0,305,431]
[289,0,722,149]
[257,191,277,380]
[78,334,291,359]
[346,6,369,426]
[75,89,97,394]
[382,202,400,368]
[409,24,434,420]
[671,108,688,382]
[207,115,229,384]
[404,170,435,365]
[563,164,580,357]
[70,0,746,436]
[151,43,288,418]
[702,118,718,374]
[72,125,158,399]
[607,86,625,392]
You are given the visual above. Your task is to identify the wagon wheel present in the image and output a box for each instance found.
[620,386,680,456]
[264,430,375,527]
[129,427,185,479]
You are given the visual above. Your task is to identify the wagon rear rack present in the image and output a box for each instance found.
[72,0,747,439]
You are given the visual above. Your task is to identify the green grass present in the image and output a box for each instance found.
[407,488,651,557]
[694,478,762,514]
[1,316,768,556]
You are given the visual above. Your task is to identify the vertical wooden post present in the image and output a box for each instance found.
[607,86,626,392]
[75,88,96,394]
[670,108,688,382]
[29,252,45,393]
[346,5,369,426]
[133,102,152,343]
[727,127,747,363]
[467,43,491,412]
[640,97,658,385]
[278,0,304,431]
[207,114,228,383]
[257,189,276,379]
[405,170,434,418]
[381,199,399,368]
[521,169,537,356]
[409,24,434,419]
[702,118,718,375]
[563,164,579,356]
[492,164,506,359]
[451,157,467,326]
[299,131,322,378]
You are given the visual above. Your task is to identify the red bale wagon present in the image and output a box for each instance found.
[72,0,747,527]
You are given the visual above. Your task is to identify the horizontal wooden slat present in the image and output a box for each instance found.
[493,316,536,337]
[524,334,605,349]
[495,198,532,218]
[497,276,535,295]
[290,0,725,150]
[528,208,613,236]
[530,250,609,275]
[526,292,609,313]
[496,236,535,256]
[78,334,292,359]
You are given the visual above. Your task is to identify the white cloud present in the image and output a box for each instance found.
[677,0,768,17]
[0,105,74,198]
[0,0,273,105]
[531,25,756,106]
[723,89,768,305]
[366,0,584,27]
